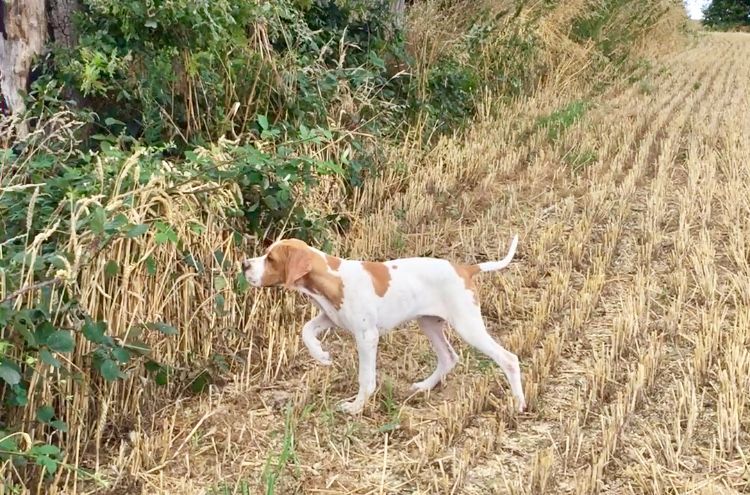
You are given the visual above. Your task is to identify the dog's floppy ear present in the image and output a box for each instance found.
[284,246,313,287]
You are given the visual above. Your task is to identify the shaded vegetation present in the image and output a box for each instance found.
[702,0,750,30]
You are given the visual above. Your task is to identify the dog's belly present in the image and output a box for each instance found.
[373,288,449,332]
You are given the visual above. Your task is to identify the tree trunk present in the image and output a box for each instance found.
[0,0,47,138]
[47,0,80,49]
[47,0,86,110]
[392,0,406,27]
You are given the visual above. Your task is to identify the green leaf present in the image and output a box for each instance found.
[190,371,212,394]
[90,207,106,235]
[182,253,205,273]
[49,255,68,270]
[36,405,55,423]
[0,431,19,452]
[189,222,205,234]
[82,319,107,345]
[13,313,37,347]
[91,134,114,142]
[318,160,345,175]
[377,421,400,433]
[8,383,28,406]
[235,272,250,293]
[124,340,150,356]
[46,331,75,353]
[144,360,161,373]
[126,224,149,238]
[105,213,129,233]
[155,369,169,386]
[154,230,177,245]
[8,384,29,407]
[112,347,131,364]
[145,255,157,275]
[299,123,311,140]
[146,322,178,336]
[213,249,225,266]
[30,444,60,456]
[214,276,227,291]
[34,321,56,346]
[0,305,10,326]
[39,349,62,368]
[36,455,58,476]
[257,114,269,130]
[154,221,178,244]
[50,420,68,432]
[368,51,385,69]
[104,260,119,278]
[215,294,226,314]
[99,359,121,381]
[263,195,279,210]
[15,326,37,347]
[0,361,21,385]
[46,334,74,353]
[104,117,126,127]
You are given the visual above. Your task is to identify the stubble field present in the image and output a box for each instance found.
[89,32,750,495]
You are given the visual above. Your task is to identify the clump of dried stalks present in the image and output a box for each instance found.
[5,1,727,494]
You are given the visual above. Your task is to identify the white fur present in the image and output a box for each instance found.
[242,235,525,414]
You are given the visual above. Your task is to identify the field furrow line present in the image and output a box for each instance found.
[554,35,743,494]
[604,34,750,493]
[456,31,738,494]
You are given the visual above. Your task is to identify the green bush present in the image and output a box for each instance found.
[51,0,404,147]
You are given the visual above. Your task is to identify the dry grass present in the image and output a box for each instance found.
[6,4,750,495]
[49,30,749,494]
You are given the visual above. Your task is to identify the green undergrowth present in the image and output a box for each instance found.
[535,100,590,141]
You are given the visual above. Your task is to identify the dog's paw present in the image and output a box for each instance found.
[337,399,364,415]
[410,380,435,393]
[518,400,527,413]
[312,351,332,366]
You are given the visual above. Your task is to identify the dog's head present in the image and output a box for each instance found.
[241,239,314,288]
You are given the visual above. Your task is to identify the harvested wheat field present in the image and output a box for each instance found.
[75,32,750,494]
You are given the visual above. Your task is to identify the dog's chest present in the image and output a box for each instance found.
[299,288,346,326]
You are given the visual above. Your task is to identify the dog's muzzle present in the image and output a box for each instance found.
[241,258,261,286]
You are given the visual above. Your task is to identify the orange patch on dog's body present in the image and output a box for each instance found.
[304,253,345,309]
[451,263,481,305]
[362,262,391,297]
[326,255,342,270]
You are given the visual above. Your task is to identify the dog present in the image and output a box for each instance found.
[241,236,525,414]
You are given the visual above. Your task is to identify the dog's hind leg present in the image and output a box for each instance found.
[449,311,526,412]
[411,316,459,392]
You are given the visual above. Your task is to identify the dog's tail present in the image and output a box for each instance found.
[475,234,518,273]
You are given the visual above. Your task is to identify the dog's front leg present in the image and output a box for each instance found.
[338,328,379,415]
[302,313,334,365]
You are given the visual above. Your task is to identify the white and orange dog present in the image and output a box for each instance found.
[241,236,525,414]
